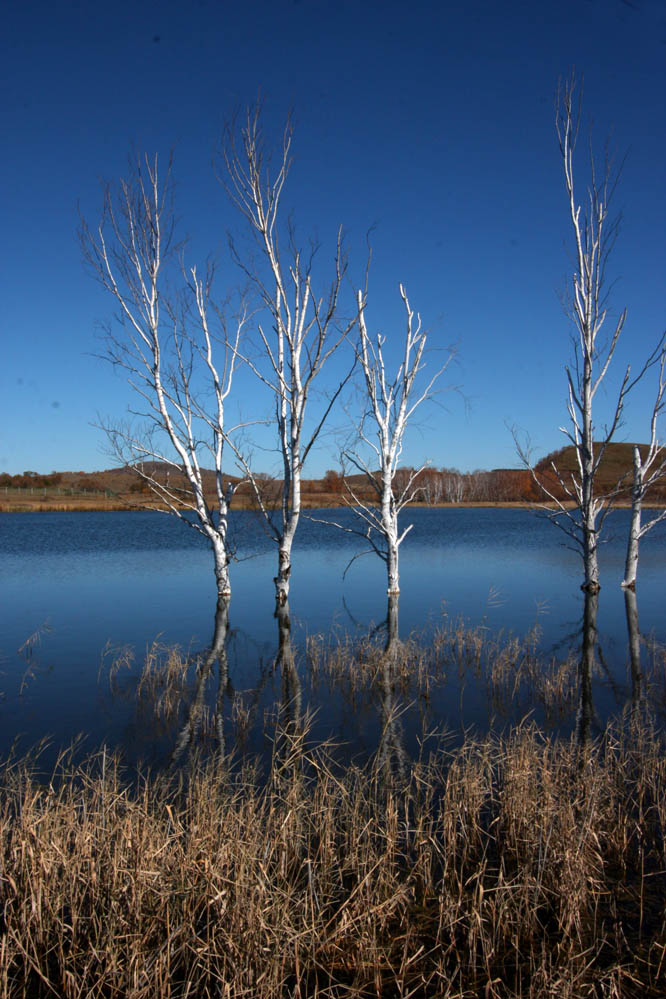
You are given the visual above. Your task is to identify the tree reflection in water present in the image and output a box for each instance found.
[374,594,408,786]
[171,597,232,767]
[267,600,308,792]
[624,587,645,717]
[107,577,662,774]
[576,590,598,748]
[275,602,302,734]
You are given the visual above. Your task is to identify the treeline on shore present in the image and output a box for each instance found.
[3,441,666,512]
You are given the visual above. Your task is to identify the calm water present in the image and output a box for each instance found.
[1,508,664,770]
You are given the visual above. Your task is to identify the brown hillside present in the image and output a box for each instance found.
[534,442,666,502]
[1,443,663,512]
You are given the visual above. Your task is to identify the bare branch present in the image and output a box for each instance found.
[520,76,663,593]
[81,154,245,600]
[220,105,358,605]
[342,284,453,594]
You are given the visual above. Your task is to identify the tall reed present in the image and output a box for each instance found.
[1,713,664,997]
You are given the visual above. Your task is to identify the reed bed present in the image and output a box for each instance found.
[307,618,580,722]
[1,714,664,998]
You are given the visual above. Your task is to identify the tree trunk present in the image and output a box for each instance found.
[622,445,643,590]
[386,540,400,596]
[211,531,232,600]
[382,483,400,595]
[274,544,292,606]
[582,526,600,592]
[385,593,400,654]
[581,372,601,592]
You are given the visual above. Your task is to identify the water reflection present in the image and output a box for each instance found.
[576,590,598,747]
[374,594,408,786]
[269,600,308,790]
[14,574,664,778]
[624,588,644,715]
[275,602,302,731]
[100,577,666,776]
[3,508,666,768]
[171,597,231,767]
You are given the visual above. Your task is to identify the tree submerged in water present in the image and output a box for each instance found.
[517,75,665,592]
[340,284,452,597]
[80,155,247,603]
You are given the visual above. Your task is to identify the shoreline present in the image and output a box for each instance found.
[1,497,661,514]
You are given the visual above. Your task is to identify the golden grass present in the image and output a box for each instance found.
[307,618,581,723]
[0,712,664,998]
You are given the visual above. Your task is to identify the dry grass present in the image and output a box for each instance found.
[102,640,199,725]
[308,618,580,723]
[0,713,664,998]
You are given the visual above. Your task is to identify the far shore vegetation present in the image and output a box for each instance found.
[2,442,665,514]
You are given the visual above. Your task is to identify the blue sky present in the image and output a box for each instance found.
[2,0,664,478]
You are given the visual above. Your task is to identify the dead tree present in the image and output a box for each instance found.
[81,155,246,602]
[520,77,665,592]
[222,107,356,607]
[342,285,451,595]
[622,352,666,589]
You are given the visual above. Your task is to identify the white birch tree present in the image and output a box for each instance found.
[342,285,451,595]
[622,353,666,589]
[222,107,356,606]
[81,155,246,603]
[520,77,664,592]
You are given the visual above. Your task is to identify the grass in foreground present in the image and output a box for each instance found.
[0,713,664,998]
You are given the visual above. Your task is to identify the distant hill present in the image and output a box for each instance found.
[534,442,666,501]
[1,443,663,511]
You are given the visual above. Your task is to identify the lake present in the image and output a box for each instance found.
[1,507,664,772]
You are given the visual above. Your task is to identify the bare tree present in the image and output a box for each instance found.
[419,468,443,505]
[442,468,466,504]
[221,107,356,606]
[519,77,665,592]
[81,155,246,603]
[342,285,451,595]
[622,353,666,589]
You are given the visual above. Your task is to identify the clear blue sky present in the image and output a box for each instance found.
[2,0,664,477]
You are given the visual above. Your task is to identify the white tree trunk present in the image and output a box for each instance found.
[210,531,232,600]
[386,543,400,596]
[622,445,643,590]
[582,500,600,593]
[382,482,400,595]
[583,534,600,593]
[275,544,293,606]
